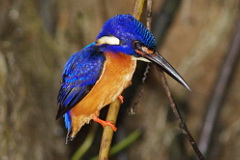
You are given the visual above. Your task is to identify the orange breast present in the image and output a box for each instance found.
[71,52,136,118]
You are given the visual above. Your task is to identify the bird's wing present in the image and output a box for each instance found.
[56,44,105,119]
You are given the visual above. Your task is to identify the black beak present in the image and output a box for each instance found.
[133,41,191,91]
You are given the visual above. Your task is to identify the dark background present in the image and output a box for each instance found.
[0,0,240,160]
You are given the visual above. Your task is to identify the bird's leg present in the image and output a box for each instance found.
[92,116,117,131]
[118,95,124,103]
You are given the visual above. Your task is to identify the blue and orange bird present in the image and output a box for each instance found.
[56,14,191,143]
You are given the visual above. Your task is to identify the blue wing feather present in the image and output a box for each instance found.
[56,43,105,130]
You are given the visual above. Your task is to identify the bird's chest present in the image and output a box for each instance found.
[95,52,137,106]
[72,52,136,116]
[100,52,137,100]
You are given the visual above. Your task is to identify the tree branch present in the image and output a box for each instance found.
[158,69,205,160]
[98,1,146,159]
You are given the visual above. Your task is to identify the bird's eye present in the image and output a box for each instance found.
[132,41,144,51]
[133,41,155,56]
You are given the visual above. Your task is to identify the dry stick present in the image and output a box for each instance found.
[197,18,240,159]
[129,64,150,115]
[146,0,204,158]
[137,0,204,159]
[146,0,152,30]
[158,69,205,160]
[133,0,145,20]
[129,0,153,115]
[98,100,121,160]
[98,0,146,159]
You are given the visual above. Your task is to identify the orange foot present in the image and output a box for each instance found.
[93,116,117,132]
[118,95,124,103]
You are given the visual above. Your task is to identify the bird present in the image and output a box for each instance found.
[56,14,191,143]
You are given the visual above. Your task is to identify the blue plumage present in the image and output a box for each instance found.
[57,43,105,130]
[57,14,190,139]
[64,111,71,131]
[57,14,157,131]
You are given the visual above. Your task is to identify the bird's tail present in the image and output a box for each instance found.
[66,130,75,144]
[65,115,90,144]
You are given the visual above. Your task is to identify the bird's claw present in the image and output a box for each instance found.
[118,95,124,103]
[93,116,117,131]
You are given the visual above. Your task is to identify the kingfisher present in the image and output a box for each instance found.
[56,14,190,143]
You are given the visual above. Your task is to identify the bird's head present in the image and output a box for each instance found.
[96,14,156,56]
[96,14,191,90]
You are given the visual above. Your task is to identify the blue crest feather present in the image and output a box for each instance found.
[97,14,156,49]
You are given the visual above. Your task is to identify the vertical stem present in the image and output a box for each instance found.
[146,0,152,30]
[133,0,145,20]
[98,100,121,160]
[98,0,145,159]
[158,69,205,160]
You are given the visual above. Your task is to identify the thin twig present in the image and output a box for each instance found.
[197,17,240,159]
[146,0,204,159]
[153,0,182,47]
[98,0,146,159]
[158,69,205,160]
[129,0,152,115]
[129,63,150,115]
[133,1,204,159]
[146,0,152,30]
[133,0,145,20]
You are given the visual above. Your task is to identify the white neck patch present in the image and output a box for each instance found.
[96,36,120,45]
[132,57,150,62]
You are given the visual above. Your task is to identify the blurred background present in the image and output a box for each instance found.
[0,0,240,160]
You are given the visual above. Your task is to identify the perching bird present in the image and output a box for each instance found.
[56,14,191,143]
